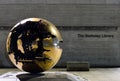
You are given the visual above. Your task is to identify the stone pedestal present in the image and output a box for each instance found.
[0,71,86,81]
[67,61,90,71]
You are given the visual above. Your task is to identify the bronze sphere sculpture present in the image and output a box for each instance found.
[6,18,63,73]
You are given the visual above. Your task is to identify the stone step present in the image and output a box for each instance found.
[67,61,90,71]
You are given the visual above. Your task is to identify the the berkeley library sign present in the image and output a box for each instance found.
[57,26,120,67]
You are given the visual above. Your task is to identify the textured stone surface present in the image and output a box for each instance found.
[0,4,120,26]
[0,0,120,4]
[67,61,90,71]
[57,26,120,67]
[0,72,83,81]
[0,30,13,67]
[1,68,120,81]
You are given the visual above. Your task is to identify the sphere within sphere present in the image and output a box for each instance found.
[6,18,63,73]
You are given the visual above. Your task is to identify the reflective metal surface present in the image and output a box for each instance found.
[6,18,63,73]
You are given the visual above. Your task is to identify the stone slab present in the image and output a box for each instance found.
[0,72,85,81]
[67,61,90,71]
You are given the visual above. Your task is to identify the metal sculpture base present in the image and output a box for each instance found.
[0,71,86,81]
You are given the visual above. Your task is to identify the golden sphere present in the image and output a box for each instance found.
[6,18,63,73]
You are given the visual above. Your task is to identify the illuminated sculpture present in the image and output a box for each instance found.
[6,18,63,73]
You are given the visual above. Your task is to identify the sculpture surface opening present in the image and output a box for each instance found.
[6,18,63,73]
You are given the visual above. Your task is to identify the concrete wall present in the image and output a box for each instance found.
[58,26,120,67]
[0,4,120,26]
[0,0,120,67]
[0,0,120,4]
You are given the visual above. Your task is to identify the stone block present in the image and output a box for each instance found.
[67,61,90,71]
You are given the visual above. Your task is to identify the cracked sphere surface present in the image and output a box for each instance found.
[6,18,63,73]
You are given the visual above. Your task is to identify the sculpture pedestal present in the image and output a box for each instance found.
[0,71,85,81]
[67,61,90,71]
